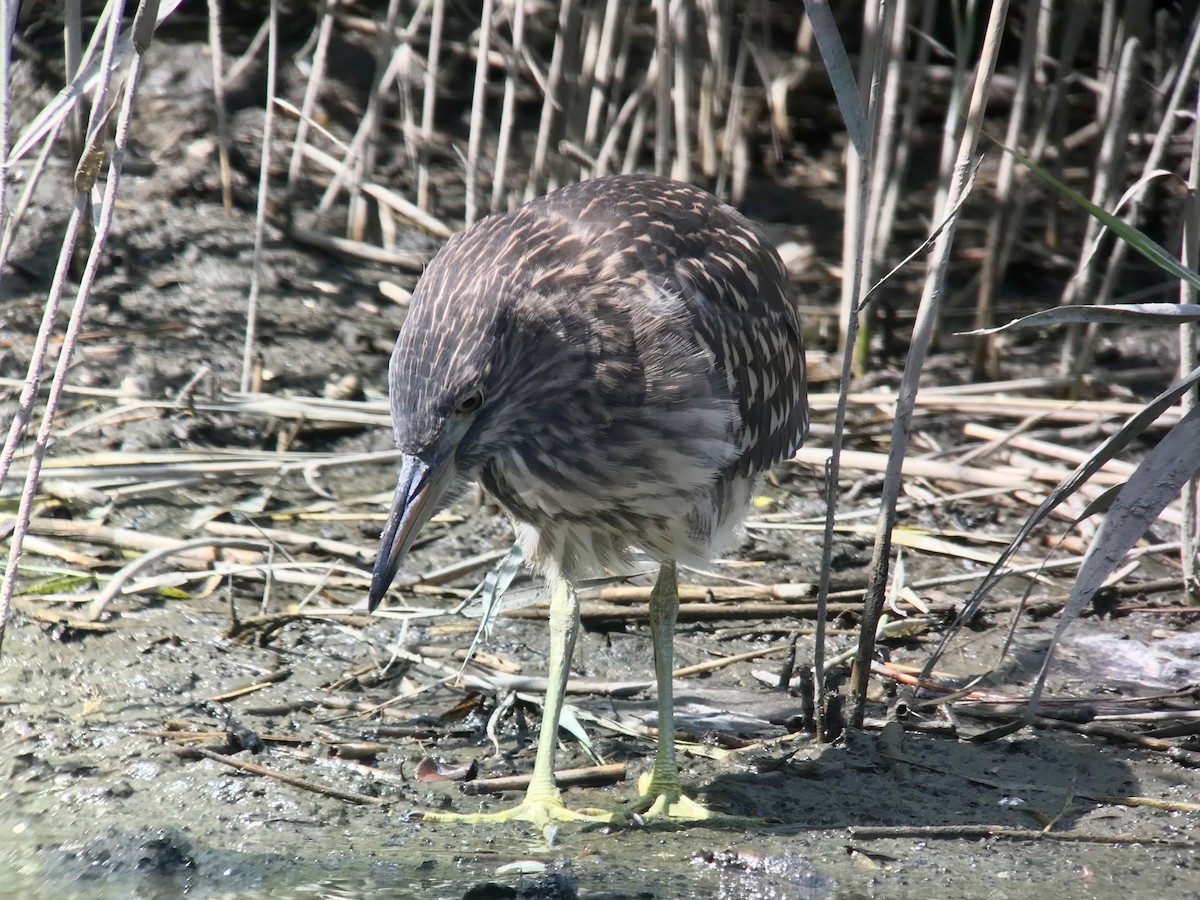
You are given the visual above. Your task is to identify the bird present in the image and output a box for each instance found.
[369,173,809,827]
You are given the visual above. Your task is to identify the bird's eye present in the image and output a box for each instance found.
[455,389,484,414]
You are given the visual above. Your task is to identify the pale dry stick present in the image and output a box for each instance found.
[417,0,445,212]
[0,0,11,241]
[971,0,1044,379]
[864,0,907,273]
[360,182,452,239]
[792,447,1036,491]
[462,764,626,796]
[2,1,179,268]
[1058,36,1140,377]
[992,4,1088,290]
[653,0,671,178]
[1073,14,1200,380]
[801,0,887,742]
[695,52,716,176]
[526,0,575,200]
[873,0,935,272]
[491,0,526,212]
[573,3,602,175]
[205,0,233,211]
[289,225,426,271]
[953,410,1054,467]
[464,0,495,225]
[0,0,152,654]
[963,424,1138,475]
[1181,81,1200,603]
[838,0,882,353]
[603,0,637,136]
[84,537,271,622]
[347,0,403,242]
[581,0,622,159]
[714,34,747,199]
[203,521,370,562]
[621,85,650,175]
[185,748,385,806]
[238,0,278,394]
[1097,0,1118,78]
[850,0,1011,729]
[592,83,645,177]
[6,0,150,163]
[670,0,692,183]
[18,518,267,564]
[284,0,335,198]
[63,0,84,150]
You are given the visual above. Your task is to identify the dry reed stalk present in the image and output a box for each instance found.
[0,1,140,654]
[491,0,526,212]
[0,0,11,249]
[839,0,885,362]
[205,0,233,210]
[851,0,1011,729]
[284,2,336,200]
[1183,73,1200,603]
[527,0,575,199]
[360,182,451,239]
[671,0,693,182]
[972,0,1043,379]
[417,0,445,211]
[238,0,278,392]
[652,0,671,177]
[864,0,906,272]
[1069,11,1200,382]
[465,0,495,224]
[1058,36,1139,377]
[582,0,622,161]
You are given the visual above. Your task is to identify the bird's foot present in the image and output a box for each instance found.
[623,771,716,821]
[418,786,618,829]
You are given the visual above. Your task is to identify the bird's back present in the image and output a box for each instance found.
[395,174,809,576]
[515,175,809,478]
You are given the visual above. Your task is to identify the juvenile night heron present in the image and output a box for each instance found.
[369,173,808,826]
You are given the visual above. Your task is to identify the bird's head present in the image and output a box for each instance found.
[368,222,590,609]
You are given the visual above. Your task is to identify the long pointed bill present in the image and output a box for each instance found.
[369,454,455,610]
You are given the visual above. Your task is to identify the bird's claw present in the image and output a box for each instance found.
[623,771,716,821]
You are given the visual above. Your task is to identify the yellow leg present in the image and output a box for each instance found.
[422,574,614,828]
[628,560,714,820]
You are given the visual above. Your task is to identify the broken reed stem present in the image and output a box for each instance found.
[527,0,574,199]
[1059,35,1139,379]
[205,0,233,210]
[1183,60,1200,604]
[0,3,140,656]
[238,0,278,393]
[491,0,526,212]
[972,0,1043,379]
[416,0,444,212]
[464,0,494,224]
[851,0,1011,729]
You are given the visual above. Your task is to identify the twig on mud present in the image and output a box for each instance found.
[85,537,271,622]
[203,520,371,562]
[15,518,266,565]
[792,447,1130,490]
[287,225,428,270]
[842,824,1200,846]
[178,747,387,805]
[223,611,373,644]
[206,667,292,702]
[461,763,626,795]
[502,599,946,623]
